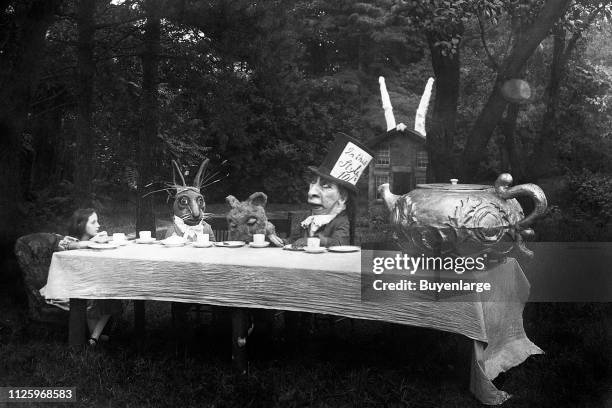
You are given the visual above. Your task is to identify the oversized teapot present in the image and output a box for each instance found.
[379,174,547,258]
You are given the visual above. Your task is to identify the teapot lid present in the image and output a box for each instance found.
[416,178,492,191]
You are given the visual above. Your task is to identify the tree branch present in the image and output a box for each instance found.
[31,101,73,118]
[562,3,608,62]
[38,65,77,82]
[476,12,499,71]
[94,17,144,30]
[501,0,573,78]
[94,52,140,62]
[30,89,66,107]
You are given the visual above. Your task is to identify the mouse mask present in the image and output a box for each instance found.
[225,192,284,246]
[226,192,271,241]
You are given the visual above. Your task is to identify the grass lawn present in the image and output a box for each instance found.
[2,205,611,407]
[1,295,610,407]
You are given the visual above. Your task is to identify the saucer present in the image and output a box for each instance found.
[214,241,246,248]
[161,240,187,247]
[249,242,270,248]
[135,238,156,244]
[193,241,213,248]
[87,242,120,250]
[112,240,129,246]
[304,247,326,254]
[328,245,360,253]
[91,237,111,244]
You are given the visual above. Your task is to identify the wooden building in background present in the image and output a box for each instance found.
[368,129,428,202]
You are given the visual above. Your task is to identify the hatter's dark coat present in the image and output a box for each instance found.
[291,211,350,247]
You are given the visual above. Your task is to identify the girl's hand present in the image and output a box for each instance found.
[58,236,79,251]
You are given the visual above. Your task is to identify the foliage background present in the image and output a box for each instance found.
[2,0,608,241]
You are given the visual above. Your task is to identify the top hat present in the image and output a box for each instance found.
[308,132,374,192]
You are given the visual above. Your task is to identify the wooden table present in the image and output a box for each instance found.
[44,242,542,405]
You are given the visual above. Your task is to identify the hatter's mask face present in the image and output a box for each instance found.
[308,176,347,216]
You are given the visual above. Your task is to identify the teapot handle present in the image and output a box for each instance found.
[494,173,548,229]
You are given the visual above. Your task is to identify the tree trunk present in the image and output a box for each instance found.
[0,0,61,248]
[531,24,565,179]
[500,103,524,180]
[462,0,572,181]
[136,0,162,236]
[427,32,461,182]
[74,0,96,205]
[531,3,602,179]
[30,105,64,192]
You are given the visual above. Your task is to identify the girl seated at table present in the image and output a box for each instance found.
[52,208,123,346]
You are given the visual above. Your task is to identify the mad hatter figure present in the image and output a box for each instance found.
[291,132,374,247]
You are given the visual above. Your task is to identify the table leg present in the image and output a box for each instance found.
[231,308,250,374]
[134,300,145,335]
[68,298,87,346]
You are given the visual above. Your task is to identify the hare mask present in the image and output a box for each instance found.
[172,159,209,226]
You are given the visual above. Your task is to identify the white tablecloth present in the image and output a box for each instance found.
[45,243,542,404]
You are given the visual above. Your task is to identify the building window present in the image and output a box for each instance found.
[375,173,390,199]
[375,145,390,167]
[415,176,427,185]
[416,151,428,169]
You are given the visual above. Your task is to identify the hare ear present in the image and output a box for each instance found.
[248,192,267,207]
[193,158,210,189]
[172,160,186,186]
[226,195,240,208]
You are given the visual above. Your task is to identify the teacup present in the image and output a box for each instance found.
[253,233,265,245]
[307,237,320,249]
[139,231,152,241]
[197,233,210,244]
[112,233,126,242]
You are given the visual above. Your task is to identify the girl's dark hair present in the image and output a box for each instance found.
[68,208,96,238]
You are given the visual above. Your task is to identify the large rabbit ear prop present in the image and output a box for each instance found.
[226,195,240,208]
[193,158,210,190]
[172,160,187,187]
[248,192,268,207]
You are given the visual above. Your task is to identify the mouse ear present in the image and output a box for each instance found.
[248,192,267,207]
[226,195,240,208]
[172,160,186,187]
[193,158,210,189]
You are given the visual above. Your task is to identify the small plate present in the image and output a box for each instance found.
[161,241,187,247]
[283,244,304,251]
[214,241,246,248]
[249,242,270,248]
[87,242,120,250]
[135,238,157,244]
[328,245,361,253]
[304,247,327,254]
[192,241,213,248]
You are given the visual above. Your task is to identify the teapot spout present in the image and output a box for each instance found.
[378,183,400,211]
